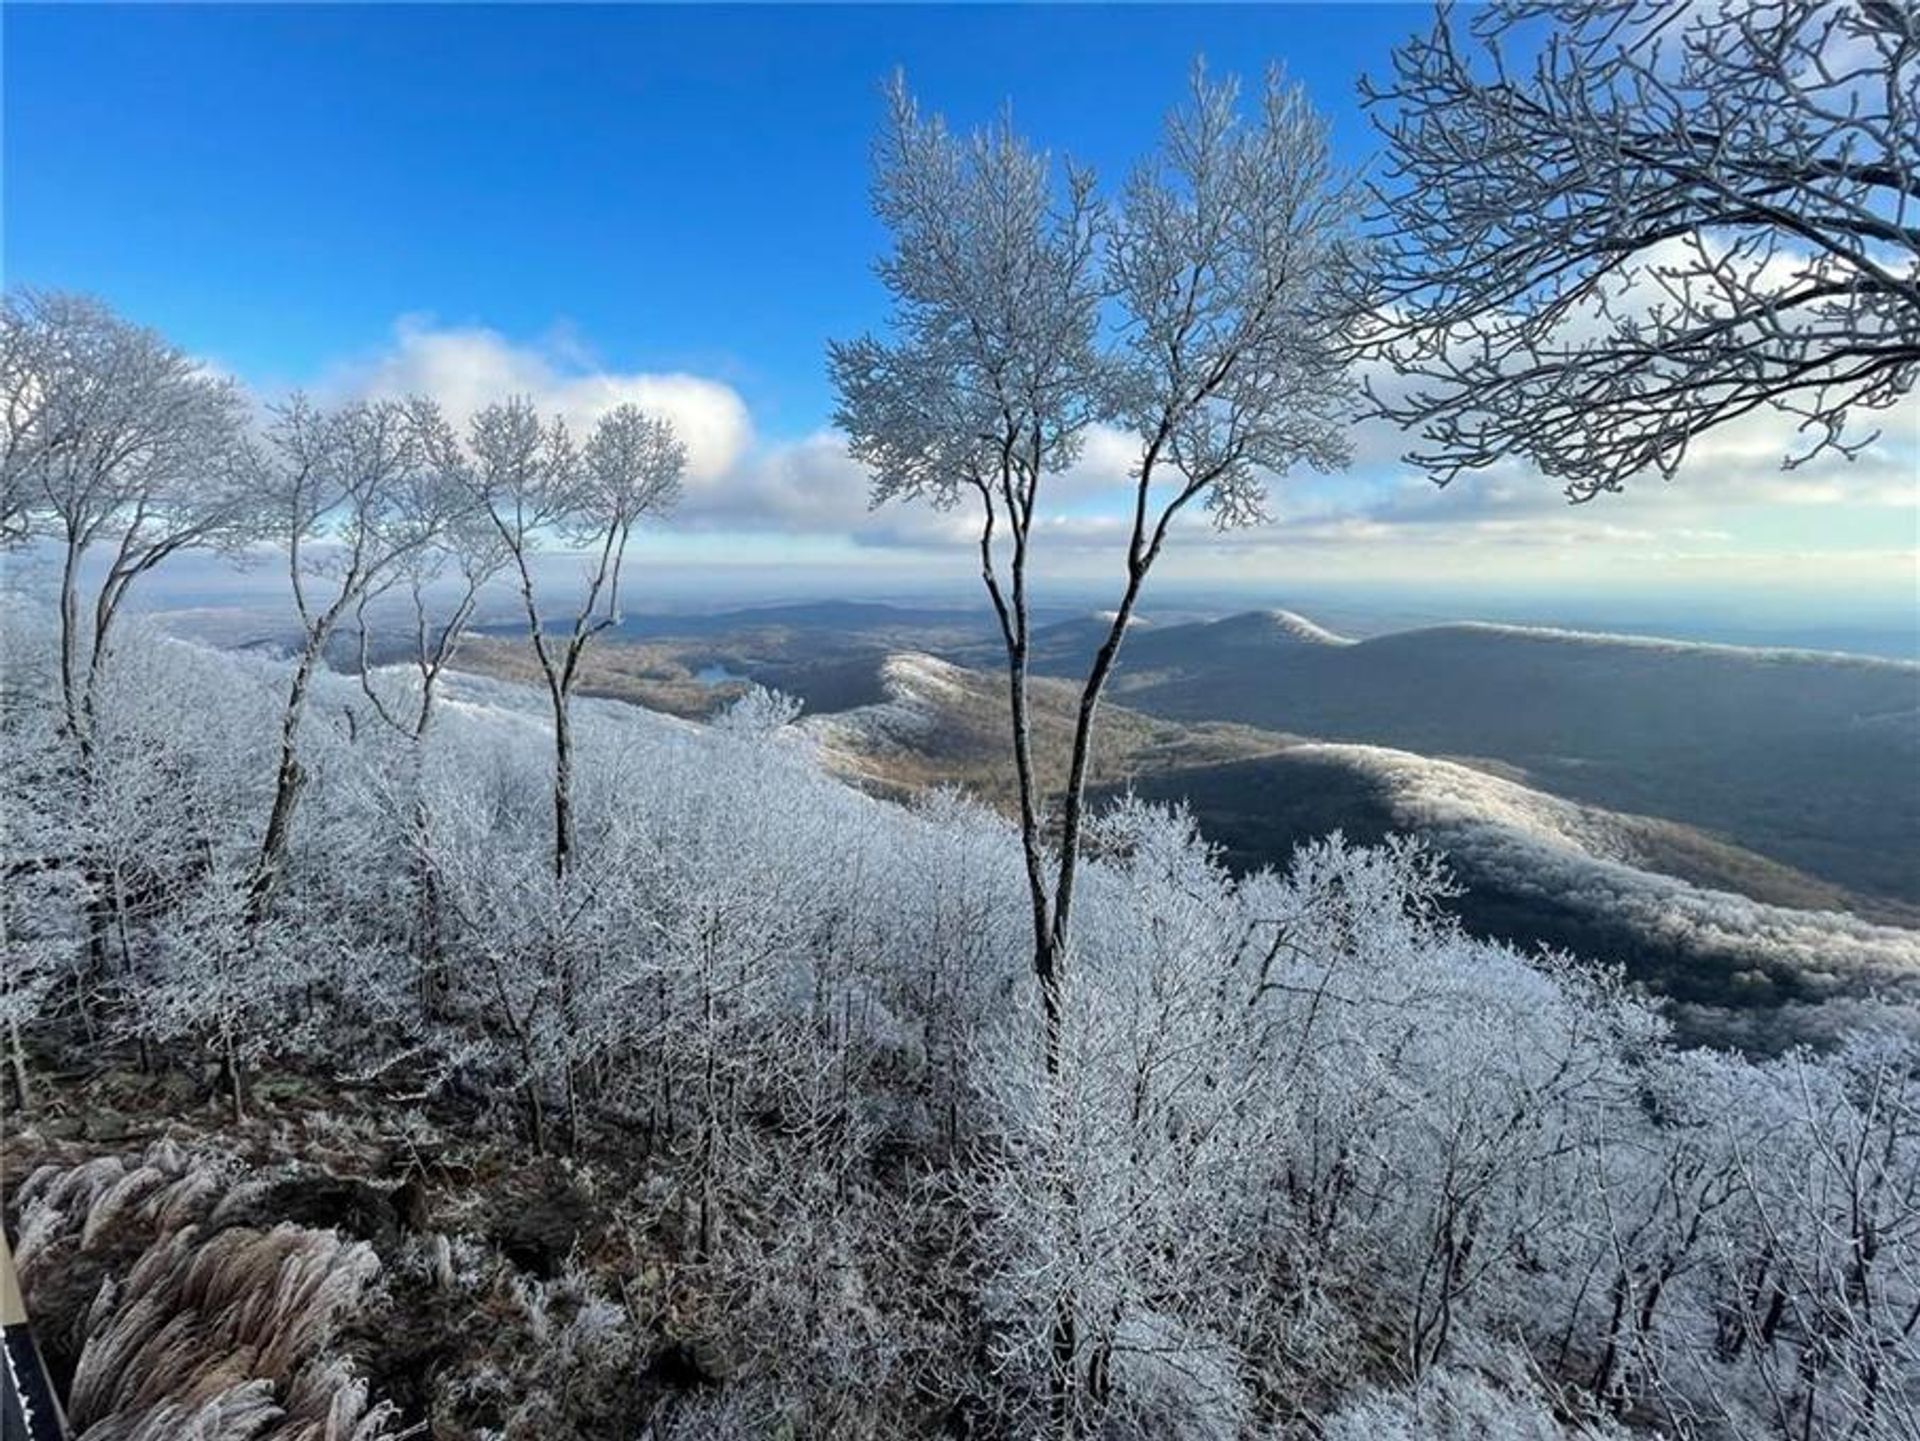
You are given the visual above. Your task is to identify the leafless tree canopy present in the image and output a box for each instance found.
[458,396,685,879]
[831,68,1362,1434]
[6,28,1920,1435]
[1363,0,1920,498]
[1,291,252,552]
[0,291,255,741]
[829,70,1361,1030]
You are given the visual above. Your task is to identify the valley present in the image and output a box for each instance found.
[420,599,1920,1049]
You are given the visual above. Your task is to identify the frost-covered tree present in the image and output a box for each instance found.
[0,623,78,1106]
[829,82,1101,1425]
[457,398,683,876]
[712,682,805,739]
[354,400,508,747]
[0,290,255,751]
[830,80,1099,1110]
[4,590,1919,1434]
[1053,68,1358,1038]
[354,403,510,990]
[0,293,260,1025]
[832,67,1360,1430]
[429,750,619,1152]
[1703,1034,1920,1439]
[1362,0,1920,496]
[833,67,1357,1068]
[247,396,451,920]
[7,622,310,1122]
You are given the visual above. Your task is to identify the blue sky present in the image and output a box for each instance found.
[6,4,1916,639]
[5,3,1405,428]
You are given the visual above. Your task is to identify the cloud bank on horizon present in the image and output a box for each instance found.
[296,312,1916,605]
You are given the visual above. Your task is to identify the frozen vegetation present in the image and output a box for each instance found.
[5,611,1919,1437]
[1307,742,1920,1003]
[5,0,1918,1432]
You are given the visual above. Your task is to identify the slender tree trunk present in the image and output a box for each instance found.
[81,577,126,744]
[1043,557,1162,1434]
[550,690,574,878]
[57,539,84,743]
[566,1063,583,1154]
[1011,700,1079,1441]
[696,957,718,1259]
[83,881,114,1003]
[249,639,325,923]
[55,540,123,1013]
[109,869,153,1076]
[525,1078,548,1155]
[406,714,449,1009]
[220,1023,247,1125]
[1049,562,1150,990]
[1003,644,1066,1069]
[986,509,1090,1437]
[414,793,445,998]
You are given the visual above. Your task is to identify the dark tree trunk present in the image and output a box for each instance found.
[57,540,84,743]
[525,1079,548,1155]
[551,696,574,878]
[249,640,325,924]
[220,1025,247,1125]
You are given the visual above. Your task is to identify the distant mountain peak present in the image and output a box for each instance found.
[879,650,970,697]
[1214,609,1352,646]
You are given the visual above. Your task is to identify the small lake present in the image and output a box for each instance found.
[694,663,749,686]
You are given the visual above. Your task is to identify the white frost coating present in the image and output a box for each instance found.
[1302,741,1920,983]
[7,609,1920,1437]
[800,653,964,768]
[1259,609,1351,646]
[1409,621,1919,673]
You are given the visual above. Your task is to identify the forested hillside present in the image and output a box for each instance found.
[1024,612,1920,907]
[5,611,1917,1437]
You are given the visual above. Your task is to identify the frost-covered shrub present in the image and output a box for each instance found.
[441,1261,641,1440]
[4,612,1918,1438]
[1322,1363,1625,1440]
[711,682,805,738]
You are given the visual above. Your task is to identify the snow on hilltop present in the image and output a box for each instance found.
[1426,620,1920,672]
[1249,609,1352,646]
[801,652,967,765]
[1057,606,1920,908]
[1145,608,1353,648]
[1311,740,1920,992]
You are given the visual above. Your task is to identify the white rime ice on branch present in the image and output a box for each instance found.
[2,24,1919,1421]
[830,71,1363,1427]
[1361,0,1920,496]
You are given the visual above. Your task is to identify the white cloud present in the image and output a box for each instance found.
[673,422,1148,548]
[676,430,872,531]
[329,317,754,483]
[309,313,1913,590]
